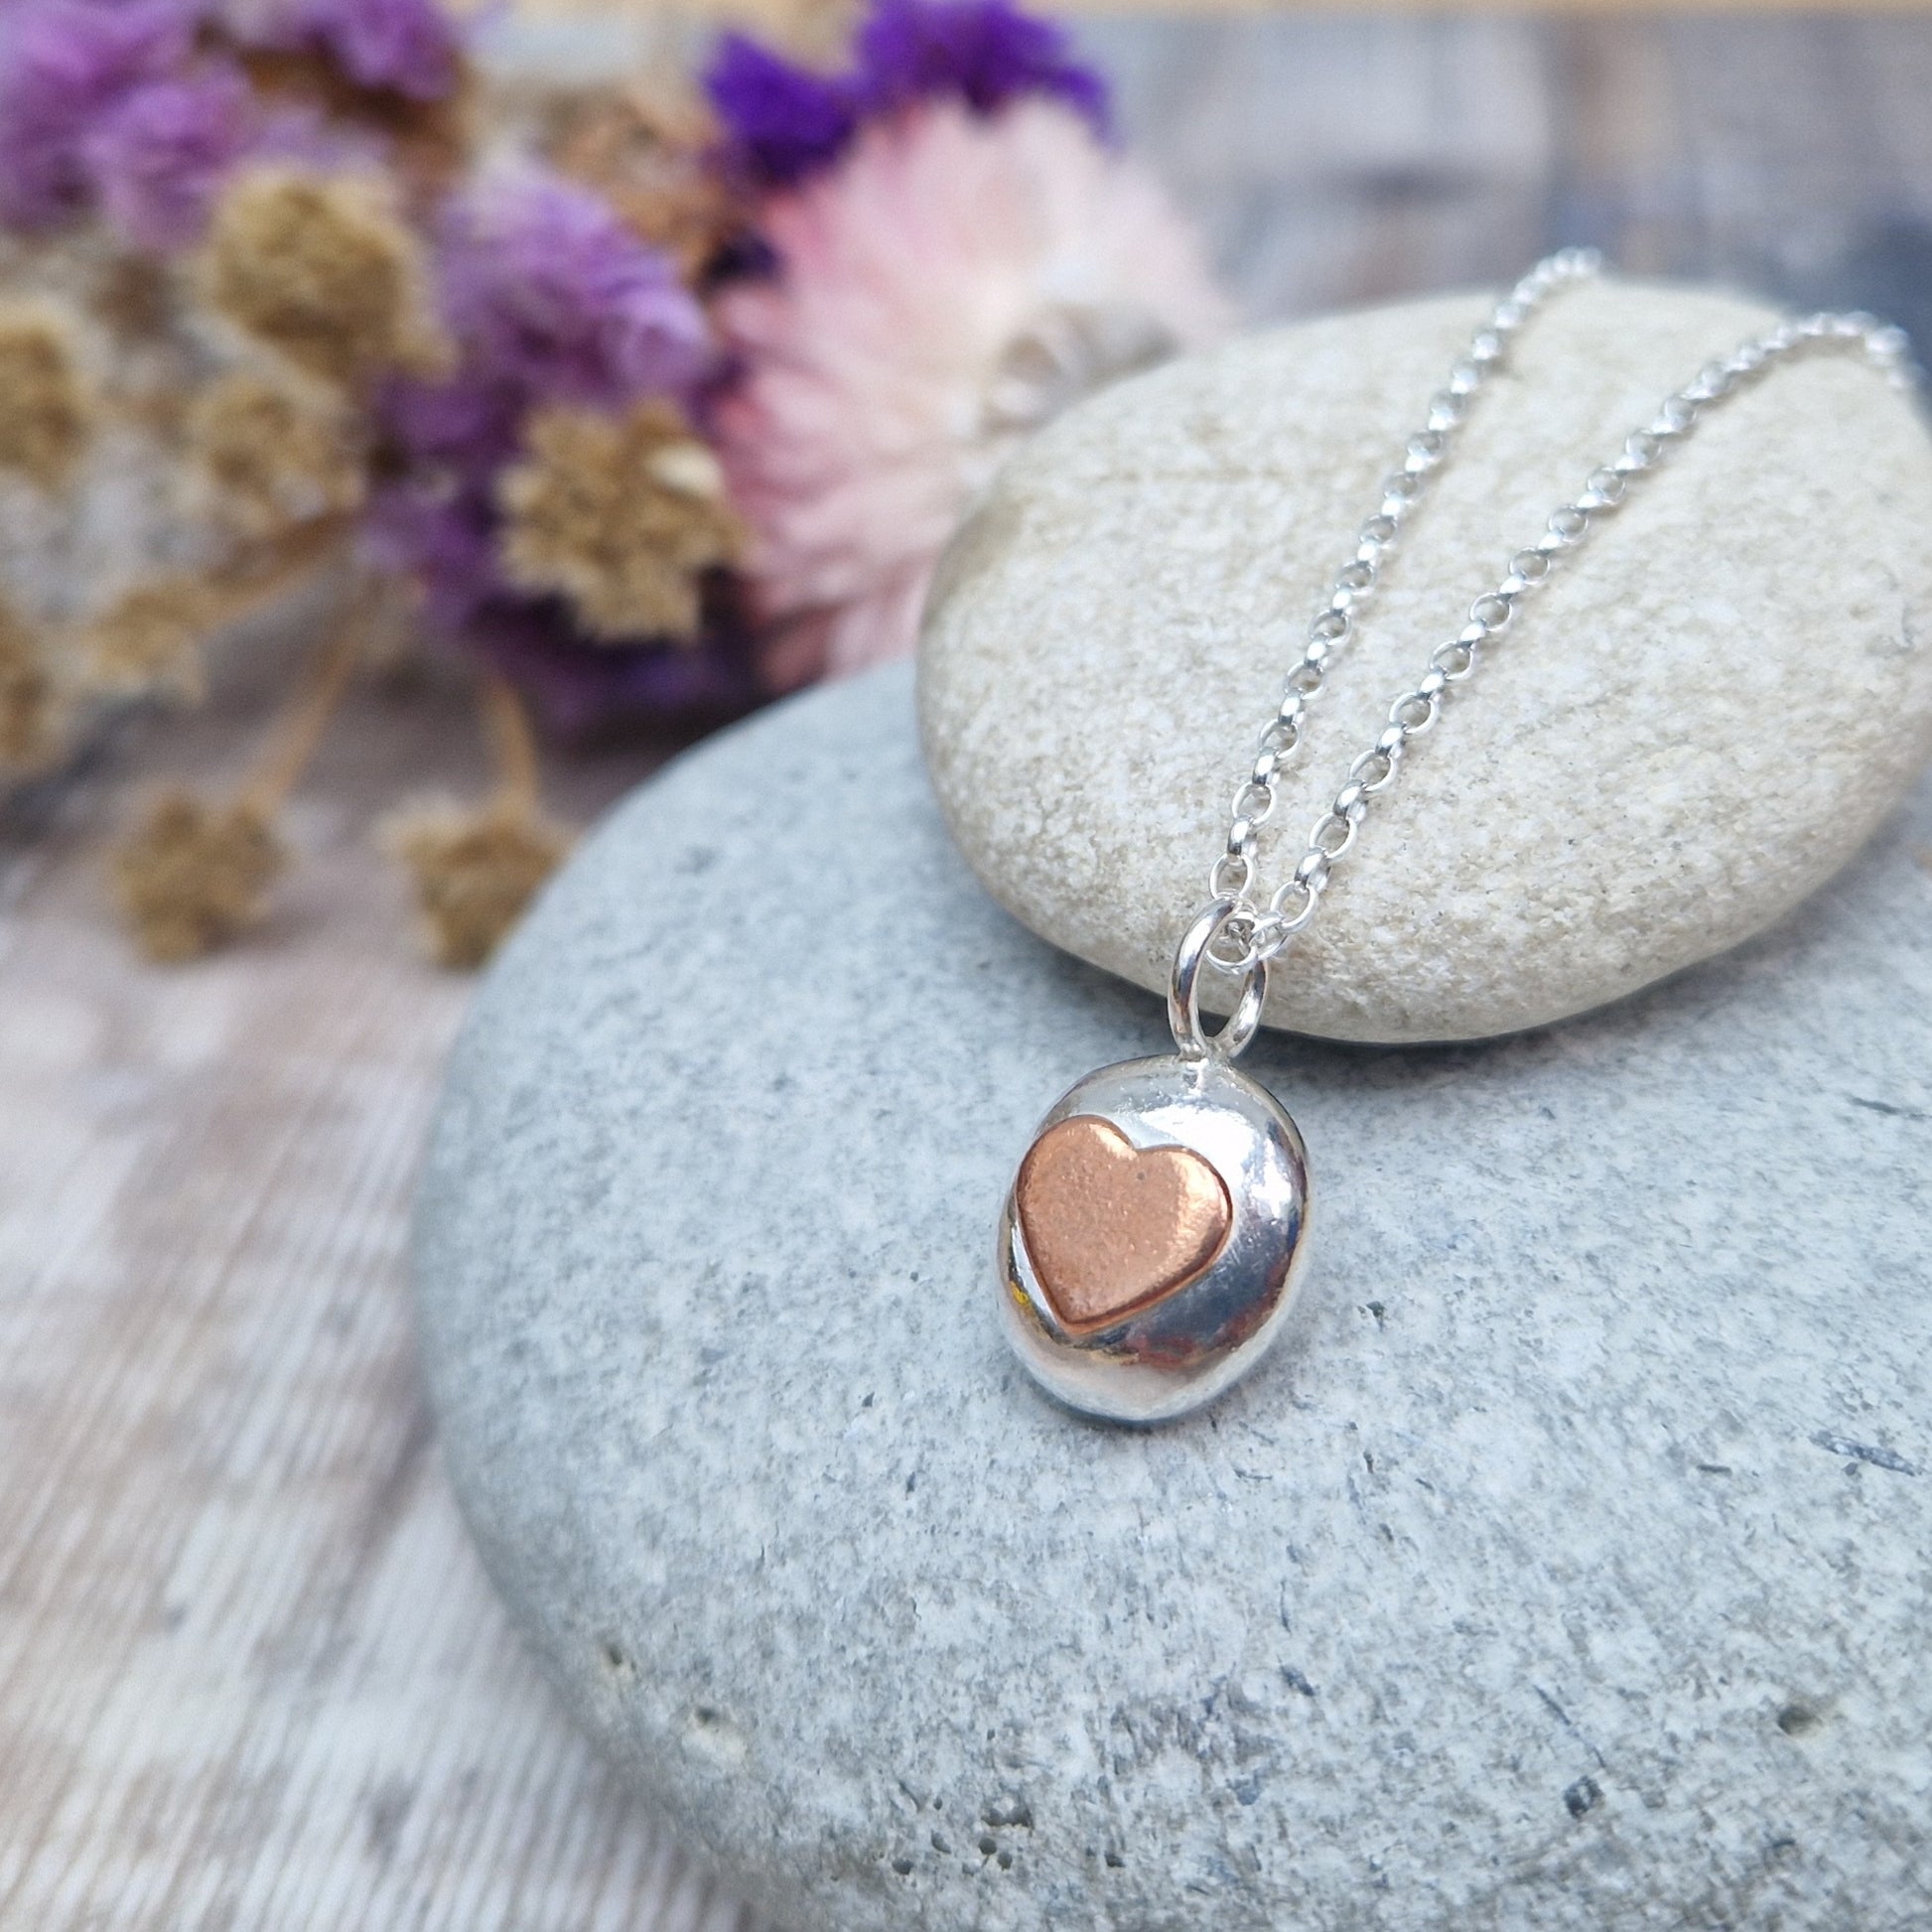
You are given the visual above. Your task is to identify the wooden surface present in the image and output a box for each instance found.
[0,639,738,1928]
[6,16,1932,1928]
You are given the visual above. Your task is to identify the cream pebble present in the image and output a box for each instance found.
[918,278,1932,1042]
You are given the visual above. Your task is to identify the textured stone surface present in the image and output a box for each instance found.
[917,277,1932,1043]
[417,663,1932,1932]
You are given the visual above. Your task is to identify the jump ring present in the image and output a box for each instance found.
[1169,897,1268,1062]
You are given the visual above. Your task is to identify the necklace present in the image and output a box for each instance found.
[996,249,1912,1426]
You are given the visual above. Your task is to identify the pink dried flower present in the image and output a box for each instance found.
[715,96,1232,681]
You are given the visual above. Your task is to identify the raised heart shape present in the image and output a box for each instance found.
[1014,1115,1233,1335]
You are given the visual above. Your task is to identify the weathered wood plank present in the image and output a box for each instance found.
[0,645,752,1929]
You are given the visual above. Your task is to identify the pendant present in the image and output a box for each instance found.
[996,900,1311,1425]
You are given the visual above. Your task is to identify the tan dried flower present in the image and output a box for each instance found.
[384,797,573,969]
[79,577,220,699]
[186,369,365,537]
[0,300,91,491]
[109,790,285,962]
[547,90,748,280]
[0,594,67,774]
[201,167,448,390]
[497,400,745,643]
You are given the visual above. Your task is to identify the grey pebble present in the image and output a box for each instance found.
[417,661,1932,1932]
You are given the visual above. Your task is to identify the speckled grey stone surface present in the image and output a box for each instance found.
[918,278,1932,1043]
[416,662,1932,1932]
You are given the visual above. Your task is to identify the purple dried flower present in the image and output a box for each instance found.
[250,97,387,175]
[371,169,722,726]
[463,596,761,737]
[377,368,524,476]
[363,486,758,733]
[0,0,199,228]
[365,456,760,731]
[361,483,501,627]
[282,0,465,102]
[853,0,1107,132]
[704,0,1108,192]
[703,34,857,190]
[82,65,252,250]
[436,166,712,408]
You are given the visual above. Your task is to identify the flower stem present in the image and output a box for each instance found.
[480,673,541,813]
[237,571,379,816]
[205,514,354,625]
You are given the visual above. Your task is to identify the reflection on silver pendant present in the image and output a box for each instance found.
[997,1053,1311,1425]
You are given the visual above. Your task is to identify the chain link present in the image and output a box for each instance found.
[1200,255,1916,974]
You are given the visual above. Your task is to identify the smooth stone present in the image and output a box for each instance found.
[416,662,1932,1932]
[917,277,1932,1043]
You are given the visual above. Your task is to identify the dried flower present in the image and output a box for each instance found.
[705,0,1107,190]
[79,575,218,697]
[0,299,91,490]
[384,795,571,967]
[366,163,719,677]
[853,0,1107,129]
[186,367,364,534]
[545,89,749,282]
[373,364,520,477]
[461,596,760,736]
[273,0,466,103]
[201,164,447,388]
[83,65,255,251]
[0,0,197,230]
[716,97,1229,678]
[367,165,712,639]
[435,164,711,408]
[359,481,499,627]
[703,35,856,190]
[497,399,744,642]
[0,594,67,773]
[109,789,285,960]
[232,46,467,195]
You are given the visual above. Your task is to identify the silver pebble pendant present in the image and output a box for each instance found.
[997,900,1311,1424]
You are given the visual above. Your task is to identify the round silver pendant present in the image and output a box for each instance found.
[996,1052,1311,1425]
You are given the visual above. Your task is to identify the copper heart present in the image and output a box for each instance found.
[1014,1115,1233,1335]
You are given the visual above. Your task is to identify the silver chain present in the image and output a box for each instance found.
[1192,249,1916,996]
